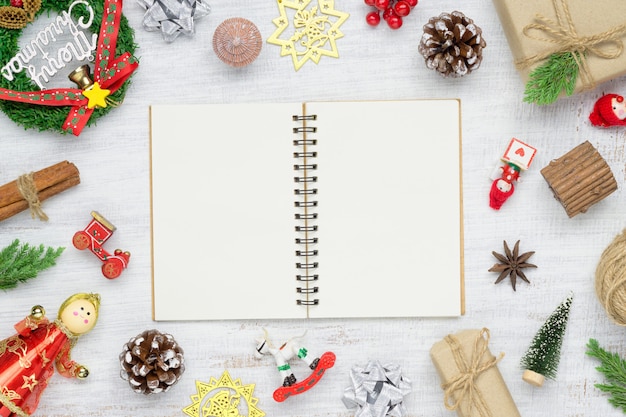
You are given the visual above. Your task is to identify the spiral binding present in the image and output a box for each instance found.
[293,112,319,308]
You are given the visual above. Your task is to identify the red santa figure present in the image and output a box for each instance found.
[589,93,626,127]
[0,293,100,417]
[489,138,537,210]
[489,163,520,210]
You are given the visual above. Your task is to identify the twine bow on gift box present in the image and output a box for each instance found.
[517,0,626,105]
[441,328,503,417]
[0,0,138,135]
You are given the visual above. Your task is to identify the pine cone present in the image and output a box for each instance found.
[418,11,486,78]
[120,329,185,394]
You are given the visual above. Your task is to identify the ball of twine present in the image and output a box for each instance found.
[595,229,626,326]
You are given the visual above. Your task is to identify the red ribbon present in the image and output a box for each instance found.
[0,0,138,136]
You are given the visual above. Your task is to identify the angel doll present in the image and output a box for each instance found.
[0,292,101,417]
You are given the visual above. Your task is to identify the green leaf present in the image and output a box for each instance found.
[523,51,580,105]
[0,239,64,290]
[586,338,626,412]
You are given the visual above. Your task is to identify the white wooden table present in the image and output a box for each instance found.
[1,0,626,416]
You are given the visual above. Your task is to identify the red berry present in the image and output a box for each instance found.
[10,0,23,7]
[394,0,411,16]
[382,6,396,21]
[373,0,389,11]
[406,0,418,7]
[366,11,381,26]
[387,14,403,29]
[364,0,376,6]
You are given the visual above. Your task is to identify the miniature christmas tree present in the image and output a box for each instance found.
[520,292,573,387]
[0,239,64,290]
[586,338,626,412]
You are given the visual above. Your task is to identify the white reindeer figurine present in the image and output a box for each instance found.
[254,329,335,402]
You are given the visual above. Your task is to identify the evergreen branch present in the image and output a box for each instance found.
[586,338,626,412]
[0,239,64,290]
[523,51,580,105]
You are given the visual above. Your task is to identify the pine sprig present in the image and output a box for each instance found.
[523,51,580,105]
[0,239,64,290]
[586,338,626,412]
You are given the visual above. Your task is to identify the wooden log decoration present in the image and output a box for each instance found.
[0,161,80,222]
[540,141,617,217]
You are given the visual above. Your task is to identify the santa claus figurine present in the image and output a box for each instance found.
[589,93,626,127]
[488,138,537,210]
[0,293,100,417]
[489,163,520,210]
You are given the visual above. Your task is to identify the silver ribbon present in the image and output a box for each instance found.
[342,360,412,417]
[137,0,210,42]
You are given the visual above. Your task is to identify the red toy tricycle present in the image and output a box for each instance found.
[72,211,131,279]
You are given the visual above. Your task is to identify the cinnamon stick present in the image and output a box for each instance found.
[0,161,80,222]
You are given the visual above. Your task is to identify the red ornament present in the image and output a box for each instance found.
[9,0,23,7]
[373,0,389,11]
[589,93,626,127]
[72,211,131,279]
[382,6,396,21]
[394,0,410,16]
[366,11,381,26]
[387,15,403,29]
[364,0,416,29]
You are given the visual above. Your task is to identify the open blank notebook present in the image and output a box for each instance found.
[150,100,464,320]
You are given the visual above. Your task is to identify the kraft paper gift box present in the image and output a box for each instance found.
[492,0,626,97]
[430,328,521,417]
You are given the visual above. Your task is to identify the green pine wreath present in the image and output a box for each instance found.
[0,0,137,134]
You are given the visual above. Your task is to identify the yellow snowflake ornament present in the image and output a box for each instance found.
[182,370,265,417]
[267,0,349,70]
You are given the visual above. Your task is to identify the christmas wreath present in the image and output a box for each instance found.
[0,0,137,135]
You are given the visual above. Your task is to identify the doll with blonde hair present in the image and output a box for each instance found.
[0,292,101,417]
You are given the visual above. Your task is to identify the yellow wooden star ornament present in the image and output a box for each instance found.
[267,0,349,70]
[182,370,265,417]
[82,82,110,109]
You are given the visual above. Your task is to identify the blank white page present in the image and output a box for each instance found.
[305,100,463,318]
[150,103,303,320]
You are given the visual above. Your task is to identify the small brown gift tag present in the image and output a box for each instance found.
[430,328,521,417]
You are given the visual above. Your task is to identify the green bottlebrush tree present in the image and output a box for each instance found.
[520,292,574,387]
[0,239,64,290]
[586,338,626,412]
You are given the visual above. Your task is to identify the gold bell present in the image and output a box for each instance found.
[68,64,94,90]
[31,305,45,319]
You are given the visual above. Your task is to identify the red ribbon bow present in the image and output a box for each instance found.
[0,0,138,136]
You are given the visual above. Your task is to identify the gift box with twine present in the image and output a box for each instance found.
[430,328,521,417]
[492,0,626,104]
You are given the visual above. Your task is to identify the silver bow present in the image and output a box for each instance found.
[342,360,412,417]
[137,0,210,42]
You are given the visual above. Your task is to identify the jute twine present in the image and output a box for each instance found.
[442,328,503,417]
[595,229,626,326]
[515,0,626,92]
[16,172,48,221]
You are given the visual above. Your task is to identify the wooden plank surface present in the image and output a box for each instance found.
[1,0,626,416]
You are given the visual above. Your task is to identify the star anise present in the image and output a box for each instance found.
[488,240,536,291]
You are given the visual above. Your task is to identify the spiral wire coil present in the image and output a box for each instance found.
[293,114,319,307]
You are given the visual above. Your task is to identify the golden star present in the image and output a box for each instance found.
[267,0,349,71]
[21,374,38,391]
[82,82,111,109]
[40,349,51,367]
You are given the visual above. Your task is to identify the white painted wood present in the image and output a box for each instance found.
[0,0,625,416]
